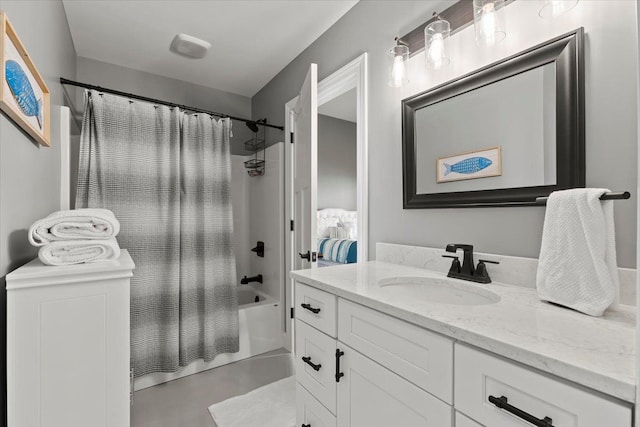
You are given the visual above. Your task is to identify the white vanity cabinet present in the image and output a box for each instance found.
[6,251,135,427]
[294,278,633,427]
[294,281,454,427]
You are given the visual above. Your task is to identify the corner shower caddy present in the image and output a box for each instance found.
[244,118,267,177]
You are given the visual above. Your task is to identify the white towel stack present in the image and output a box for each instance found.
[536,189,619,317]
[28,208,121,266]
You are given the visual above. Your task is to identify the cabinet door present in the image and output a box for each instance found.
[297,382,337,427]
[338,298,453,403]
[295,320,337,414]
[337,345,452,427]
[456,412,484,427]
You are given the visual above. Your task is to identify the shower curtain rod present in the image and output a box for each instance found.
[59,78,285,131]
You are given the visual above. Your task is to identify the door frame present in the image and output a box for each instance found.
[283,53,368,351]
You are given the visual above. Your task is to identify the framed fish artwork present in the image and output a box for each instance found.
[436,147,502,183]
[0,12,50,146]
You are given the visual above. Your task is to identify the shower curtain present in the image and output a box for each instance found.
[76,90,239,377]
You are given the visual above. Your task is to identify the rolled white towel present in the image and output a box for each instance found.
[38,238,121,266]
[29,208,120,246]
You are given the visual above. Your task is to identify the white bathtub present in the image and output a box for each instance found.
[135,287,282,391]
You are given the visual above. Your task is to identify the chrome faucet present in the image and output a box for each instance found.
[442,244,499,284]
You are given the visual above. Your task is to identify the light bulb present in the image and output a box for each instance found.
[388,44,409,87]
[474,0,505,46]
[480,3,497,46]
[428,33,445,69]
[539,0,579,18]
[391,55,406,88]
[424,17,450,70]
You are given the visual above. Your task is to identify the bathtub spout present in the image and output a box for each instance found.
[240,274,263,285]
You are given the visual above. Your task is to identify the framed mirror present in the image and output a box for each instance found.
[402,28,584,208]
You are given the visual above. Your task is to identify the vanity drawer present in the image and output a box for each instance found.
[295,319,337,414]
[455,412,484,427]
[455,344,632,427]
[297,382,336,427]
[295,282,337,337]
[337,298,453,403]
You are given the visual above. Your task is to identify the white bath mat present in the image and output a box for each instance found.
[208,376,296,427]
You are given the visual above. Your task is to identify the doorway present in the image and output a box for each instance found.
[283,53,368,351]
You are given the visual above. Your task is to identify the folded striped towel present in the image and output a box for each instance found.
[38,238,121,266]
[28,208,120,246]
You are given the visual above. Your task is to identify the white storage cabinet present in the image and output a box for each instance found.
[6,251,135,427]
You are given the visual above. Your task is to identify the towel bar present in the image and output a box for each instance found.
[535,191,630,205]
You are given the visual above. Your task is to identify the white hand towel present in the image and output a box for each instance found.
[28,208,120,246]
[536,188,619,316]
[38,238,121,266]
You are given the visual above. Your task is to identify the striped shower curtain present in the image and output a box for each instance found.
[76,90,239,377]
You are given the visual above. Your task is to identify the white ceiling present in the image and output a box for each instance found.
[63,0,359,98]
[318,88,356,123]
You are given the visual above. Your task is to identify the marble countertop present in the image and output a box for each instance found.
[291,261,636,402]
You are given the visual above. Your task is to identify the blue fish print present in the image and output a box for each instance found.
[444,156,492,176]
[5,60,43,129]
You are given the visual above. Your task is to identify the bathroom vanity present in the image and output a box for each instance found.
[291,245,635,427]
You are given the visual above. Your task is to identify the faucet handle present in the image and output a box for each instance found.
[475,259,499,284]
[442,255,461,274]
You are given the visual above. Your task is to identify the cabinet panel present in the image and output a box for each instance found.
[337,345,452,427]
[295,282,337,337]
[8,275,131,427]
[455,344,632,427]
[297,382,337,427]
[295,319,337,414]
[338,298,453,403]
[456,412,484,427]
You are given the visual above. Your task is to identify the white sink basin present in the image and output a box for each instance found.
[377,276,500,306]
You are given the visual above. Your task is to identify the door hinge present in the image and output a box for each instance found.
[290,220,294,231]
[290,307,295,319]
[129,368,134,405]
[290,132,294,144]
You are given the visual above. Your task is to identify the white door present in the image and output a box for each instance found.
[293,63,318,271]
[337,345,453,427]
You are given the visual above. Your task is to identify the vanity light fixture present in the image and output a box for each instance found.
[473,0,506,47]
[538,0,579,18]
[424,12,451,70]
[388,37,410,88]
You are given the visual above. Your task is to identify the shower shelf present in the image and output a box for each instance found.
[244,137,265,153]
[244,159,265,169]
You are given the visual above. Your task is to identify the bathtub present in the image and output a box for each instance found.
[134,287,282,391]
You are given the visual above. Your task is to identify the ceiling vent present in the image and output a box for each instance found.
[169,33,211,59]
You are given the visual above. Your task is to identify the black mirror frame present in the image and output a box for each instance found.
[402,28,584,209]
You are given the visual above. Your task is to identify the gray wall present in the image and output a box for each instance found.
[74,57,254,154]
[0,1,77,424]
[252,0,639,267]
[318,114,357,210]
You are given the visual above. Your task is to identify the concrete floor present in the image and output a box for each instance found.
[131,348,294,427]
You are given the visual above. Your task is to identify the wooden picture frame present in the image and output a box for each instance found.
[0,12,51,147]
[436,146,502,183]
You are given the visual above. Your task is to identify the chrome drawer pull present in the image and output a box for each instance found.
[301,356,322,371]
[301,303,321,314]
[488,395,554,427]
